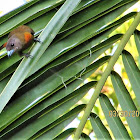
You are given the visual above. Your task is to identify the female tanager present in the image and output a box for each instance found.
[0,25,40,57]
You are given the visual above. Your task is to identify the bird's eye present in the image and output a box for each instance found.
[11,43,14,47]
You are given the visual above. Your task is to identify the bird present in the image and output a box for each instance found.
[0,25,40,57]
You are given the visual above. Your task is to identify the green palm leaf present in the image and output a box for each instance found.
[0,0,140,139]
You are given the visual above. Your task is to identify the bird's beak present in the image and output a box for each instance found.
[7,50,14,57]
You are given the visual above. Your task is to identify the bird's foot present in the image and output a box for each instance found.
[18,52,33,58]
[24,53,33,58]
[34,37,41,43]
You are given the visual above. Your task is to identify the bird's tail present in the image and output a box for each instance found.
[0,42,7,50]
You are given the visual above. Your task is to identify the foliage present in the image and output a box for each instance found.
[0,0,140,139]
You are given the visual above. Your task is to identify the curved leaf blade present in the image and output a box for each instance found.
[90,113,111,139]
[122,50,140,107]
[0,0,40,24]
[99,94,130,139]
[53,128,76,140]
[111,71,140,139]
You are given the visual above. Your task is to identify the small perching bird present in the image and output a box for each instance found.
[0,25,40,57]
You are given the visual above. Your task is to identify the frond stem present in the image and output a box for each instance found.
[74,11,140,139]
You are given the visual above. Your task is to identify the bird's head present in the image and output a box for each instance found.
[6,36,22,57]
